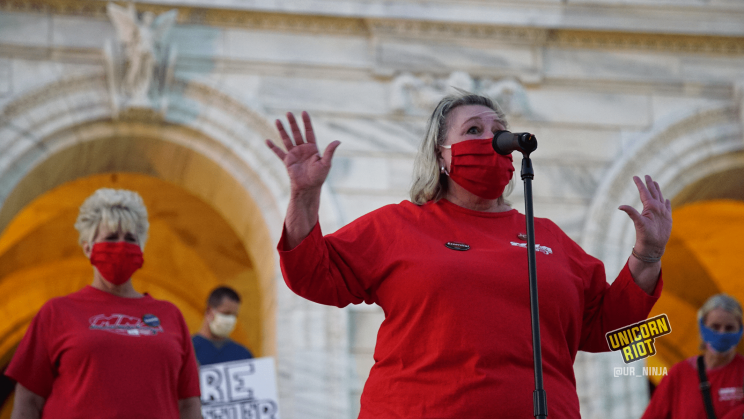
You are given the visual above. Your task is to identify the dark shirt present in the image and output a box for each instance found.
[192,335,254,366]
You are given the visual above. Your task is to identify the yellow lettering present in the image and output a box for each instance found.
[608,334,621,350]
[656,317,669,333]
[623,346,634,362]
[644,338,655,356]
[631,326,642,341]
[636,341,647,356]
[648,321,659,336]
[640,324,650,339]
[619,330,630,346]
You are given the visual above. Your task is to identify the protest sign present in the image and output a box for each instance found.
[199,357,280,419]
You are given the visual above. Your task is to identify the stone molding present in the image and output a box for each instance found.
[581,105,743,276]
[549,29,744,55]
[368,19,547,45]
[0,73,284,226]
[1,1,743,55]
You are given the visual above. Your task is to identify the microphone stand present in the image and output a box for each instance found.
[520,151,548,419]
[493,131,546,417]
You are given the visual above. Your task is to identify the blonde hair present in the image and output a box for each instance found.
[698,294,743,325]
[74,188,150,248]
[410,91,512,205]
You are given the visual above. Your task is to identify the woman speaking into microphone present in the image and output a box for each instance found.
[267,91,673,418]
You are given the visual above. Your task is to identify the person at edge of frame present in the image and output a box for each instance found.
[644,294,744,419]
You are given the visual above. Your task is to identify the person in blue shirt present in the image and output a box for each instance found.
[192,286,254,365]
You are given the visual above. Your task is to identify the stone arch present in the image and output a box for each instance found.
[0,172,266,363]
[0,73,343,363]
[581,105,743,276]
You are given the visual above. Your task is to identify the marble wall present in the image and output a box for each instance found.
[1,1,743,418]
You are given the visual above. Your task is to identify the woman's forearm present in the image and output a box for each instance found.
[11,383,45,419]
[284,187,322,250]
[628,257,661,295]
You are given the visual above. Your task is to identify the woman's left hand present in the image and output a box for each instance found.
[619,175,673,259]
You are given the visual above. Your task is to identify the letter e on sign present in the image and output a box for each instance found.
[227,363,256,401]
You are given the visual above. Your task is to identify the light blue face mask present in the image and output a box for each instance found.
[699,318,743,353]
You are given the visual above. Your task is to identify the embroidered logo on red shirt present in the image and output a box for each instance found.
[89,313,164,336]
[719,387,744,402]
[509,241,553,255]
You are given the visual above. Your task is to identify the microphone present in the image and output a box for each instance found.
[492,130,538,155]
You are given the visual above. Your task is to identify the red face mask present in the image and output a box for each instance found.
[445,138,514,200]
[90,242,144,285]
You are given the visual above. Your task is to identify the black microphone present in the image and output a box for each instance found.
[492,130,538,155]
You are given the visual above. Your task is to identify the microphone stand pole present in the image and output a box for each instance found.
[520,152,548,419]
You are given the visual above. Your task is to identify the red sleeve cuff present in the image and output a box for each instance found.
[277,221,322,254]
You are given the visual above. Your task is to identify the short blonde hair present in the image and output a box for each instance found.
[698,294,743,326]
[410,91,512,205]
[74,188,149,248]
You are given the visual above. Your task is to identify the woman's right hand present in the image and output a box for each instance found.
[266,111,340,194]
[266,111,340,249]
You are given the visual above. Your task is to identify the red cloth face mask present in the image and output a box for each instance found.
[90,242,144,285]
[445,138,515,200]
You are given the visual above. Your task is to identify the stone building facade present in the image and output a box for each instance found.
[1,1,743,418]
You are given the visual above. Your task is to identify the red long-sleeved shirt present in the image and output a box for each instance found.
[278,199,662,418]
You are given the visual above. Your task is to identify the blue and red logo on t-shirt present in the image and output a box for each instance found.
[89,313,164,336]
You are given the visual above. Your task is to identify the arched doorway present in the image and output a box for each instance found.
[645,163,744,381]
[0,74,349,418]
[0,172,264,360]
[0,121,279,415]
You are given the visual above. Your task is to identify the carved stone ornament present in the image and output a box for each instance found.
[104,2,178,116]
[390,71,530,118]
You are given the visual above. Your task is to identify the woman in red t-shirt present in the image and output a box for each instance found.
[266,91,673,418]
[643,294,744,419]
[5,188,201,419]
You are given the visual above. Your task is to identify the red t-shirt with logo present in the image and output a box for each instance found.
[5,286,201,418]
[642,354,744,419]
[278,199,662,419]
